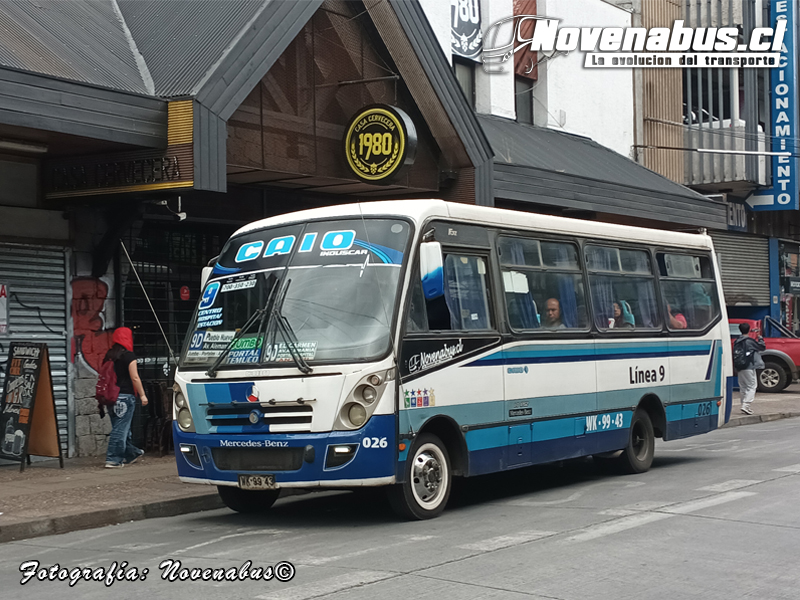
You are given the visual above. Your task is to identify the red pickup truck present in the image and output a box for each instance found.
[730,317,800,392]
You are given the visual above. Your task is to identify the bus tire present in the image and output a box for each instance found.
[387,433,451,520]
[217,485,279,513]
[619,409,654,474]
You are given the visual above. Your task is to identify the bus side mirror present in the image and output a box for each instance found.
[419,242,444,299]
[200,266,213,291]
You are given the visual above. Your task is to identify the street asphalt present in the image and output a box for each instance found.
[0,383,798,544]
[1,417,799,599]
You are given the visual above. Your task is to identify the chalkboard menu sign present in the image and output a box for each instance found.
[0,342,63,471]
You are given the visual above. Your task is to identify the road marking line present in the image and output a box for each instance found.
[660,491,756,514]
[566,491,756,543]
[172,530,285,556]
[774,464,800,473]
[297,535,435,566]
[503,491,584,506]
[254,570,396,600]
[697,480,762,492]
[566,512,672,542]
[458,530,556,552]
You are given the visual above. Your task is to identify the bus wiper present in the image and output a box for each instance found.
[268,279,313,375]
[205,279,279,378]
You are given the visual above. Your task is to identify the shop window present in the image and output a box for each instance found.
[586,245,660,331]
[657,253,720,331]
[515,76,534,124]
[499,237,588,331]
[453,57,475,109]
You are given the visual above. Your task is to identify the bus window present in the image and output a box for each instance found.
[499,237,588,331]
[442,254,492,330]
[657,253,719,330]
[586,245,660,331]
[407,254,493,332]
[405,276,428,333]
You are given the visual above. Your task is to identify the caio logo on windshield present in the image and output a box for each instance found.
[343,105,417,184]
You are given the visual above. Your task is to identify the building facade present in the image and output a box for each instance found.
[637,0,800,333]
[0,0,730,457]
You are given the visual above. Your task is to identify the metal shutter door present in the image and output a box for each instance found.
[0,243,69,455]
[709,231,770,306]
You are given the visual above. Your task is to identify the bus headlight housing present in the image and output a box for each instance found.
[335,369,394,430]
[174,386,195,432]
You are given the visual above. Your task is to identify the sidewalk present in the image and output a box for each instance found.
[0,454,222,543]
[2,386,799,544]
[723,382,800,427]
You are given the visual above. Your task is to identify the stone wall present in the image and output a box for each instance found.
[73,374,111,457]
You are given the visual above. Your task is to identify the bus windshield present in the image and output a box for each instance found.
[180,217,410,370]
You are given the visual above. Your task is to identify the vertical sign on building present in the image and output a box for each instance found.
[0,283,7,334]
[747,0,798,211]
[451,0,483,60]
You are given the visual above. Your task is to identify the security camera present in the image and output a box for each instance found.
[176,212,187,221]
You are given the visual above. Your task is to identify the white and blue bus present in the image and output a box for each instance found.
[173,200,733,519]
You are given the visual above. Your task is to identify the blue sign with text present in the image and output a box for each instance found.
[748,0,798,211]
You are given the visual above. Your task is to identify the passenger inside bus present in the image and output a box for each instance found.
[613,301,635,328]
[667,302,687,329]
[542,298,566,329]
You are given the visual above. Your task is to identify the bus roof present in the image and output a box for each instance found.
[234,199,715,250]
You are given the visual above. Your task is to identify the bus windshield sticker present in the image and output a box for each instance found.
[199,281,220,309]
[217,219,408,272]
[263,342,317,363]
[227,349,261,365]
[221,279,257,293]
[197,307,223,328]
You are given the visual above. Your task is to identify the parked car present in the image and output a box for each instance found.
[729,317,800,392]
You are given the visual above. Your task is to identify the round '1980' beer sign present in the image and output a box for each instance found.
[343,105,416,183]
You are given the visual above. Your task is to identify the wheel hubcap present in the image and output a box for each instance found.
[761,369,780,388]
[631,421,646,460]
[411,450,443,505]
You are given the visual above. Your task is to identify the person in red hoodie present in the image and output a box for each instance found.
[102,327,148,468]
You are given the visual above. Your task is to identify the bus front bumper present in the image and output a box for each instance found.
[172,415,396,488]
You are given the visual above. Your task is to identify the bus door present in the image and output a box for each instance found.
[400,239,503,476]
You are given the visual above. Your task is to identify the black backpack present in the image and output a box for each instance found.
[733,338,751,371]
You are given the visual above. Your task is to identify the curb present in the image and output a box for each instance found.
[721,412,800,428]
[0,493,224,544]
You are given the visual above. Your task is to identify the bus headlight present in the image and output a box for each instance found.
[347,403,367,427]
[175,391,187,409]
[360,385,377,404]
[177,407,195,432]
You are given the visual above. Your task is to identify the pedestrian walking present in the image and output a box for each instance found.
[103,327,148,468]
[733,322,765,415]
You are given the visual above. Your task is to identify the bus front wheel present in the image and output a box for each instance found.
[619,409,654,474]
[217,485,280,513]
[387,433,451,520]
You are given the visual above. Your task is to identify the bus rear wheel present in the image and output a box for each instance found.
[387,433,451,520]
[217,485,280,513]
[619,409,654,474]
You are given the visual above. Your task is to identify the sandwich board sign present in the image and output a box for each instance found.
[0,342,63,471]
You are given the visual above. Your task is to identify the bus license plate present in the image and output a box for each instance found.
[238,474,277,490]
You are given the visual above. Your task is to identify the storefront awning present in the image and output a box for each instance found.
[479,115,727,229]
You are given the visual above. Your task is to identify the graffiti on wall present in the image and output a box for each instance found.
[71,277,114,375]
